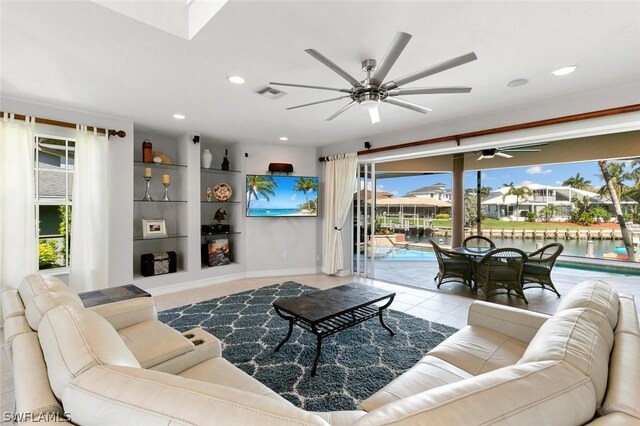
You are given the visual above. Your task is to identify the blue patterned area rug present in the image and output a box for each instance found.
[159,282,458,411]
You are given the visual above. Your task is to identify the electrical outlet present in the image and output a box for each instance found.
[282,250,287,258]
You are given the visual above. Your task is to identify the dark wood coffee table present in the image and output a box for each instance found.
[272,283,395,376]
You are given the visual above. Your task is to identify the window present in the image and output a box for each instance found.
[34,136,74,270]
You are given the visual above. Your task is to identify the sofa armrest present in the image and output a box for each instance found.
[89,297,157,330]
[1,288,26,320]
[467,301,550,343]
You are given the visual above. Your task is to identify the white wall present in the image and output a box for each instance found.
[240,142,321,276]
[2,97,134,287]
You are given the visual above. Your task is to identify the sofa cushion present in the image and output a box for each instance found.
[600,332,640,420]
[18,273,68,307]
[118,320,194,368]
[179,357,287,403]
[312,410,367,426]
[354,360,597,426]
[359,355,473,411]
[616,294,640,336]
[555,279,619,330]
[63,365,330,426]
[25,290,83,330]
[38,304,140,400]
[1,288,25,319]
[12,332,64,417]
[586,413,640,425]
[427,325,528,375]
[519,307,614,406]
[3,314,32,343]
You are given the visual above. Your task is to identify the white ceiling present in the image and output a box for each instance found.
[2,1,639,147]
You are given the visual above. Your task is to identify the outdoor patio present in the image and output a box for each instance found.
[356,257,640,315]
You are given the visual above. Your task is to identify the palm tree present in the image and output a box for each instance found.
[293,177,318,211]
[503,184,531,220]
[562,173,592,191]
[538,204,560,222]
[598,160,635,260]
[246,175,277,214]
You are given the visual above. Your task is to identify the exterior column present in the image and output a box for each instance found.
[452,154,465,247]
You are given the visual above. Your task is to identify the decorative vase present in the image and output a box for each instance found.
[221,149,230,171]
[202,149,213,168]
[142,139,153,163]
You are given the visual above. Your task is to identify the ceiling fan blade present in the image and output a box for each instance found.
[269,82,352,93]
[369,32,412,87]
[503,149,541,153]
[305,49,363,88]
[287,96,351,110]
[383,97,432,114]
[387,87,472,96]
[496,152,514,158]
[369,107,381,124]
[477,155,485,161]
[325,101,357,121]
[383,52,478,90]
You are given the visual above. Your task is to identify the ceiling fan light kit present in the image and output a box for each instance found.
[270,31,477,124]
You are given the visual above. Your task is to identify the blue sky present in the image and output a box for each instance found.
[375,161,613,197]
[247,176,318,209]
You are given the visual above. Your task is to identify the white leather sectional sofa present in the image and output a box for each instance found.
[2,273,639,425]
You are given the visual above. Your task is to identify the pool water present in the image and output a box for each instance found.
[371,247,436,261]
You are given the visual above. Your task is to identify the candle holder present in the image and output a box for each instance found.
[142,176,153,201]
[162,182,171,201]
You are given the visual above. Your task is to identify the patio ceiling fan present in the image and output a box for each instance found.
[270,32,477,124]
[476,144,547,161]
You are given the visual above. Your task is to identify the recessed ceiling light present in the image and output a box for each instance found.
[507,78,529,88]
[172,113,186,120]
[227,75,245,84]
[279,136,288,141]
[551,66,578,76]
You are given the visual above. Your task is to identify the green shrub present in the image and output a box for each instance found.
[526,212,537,222]
[38,240,59,269]
[435,213,450,219]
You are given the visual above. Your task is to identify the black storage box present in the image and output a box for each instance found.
[141,251,177,277]
[202,224,230,234]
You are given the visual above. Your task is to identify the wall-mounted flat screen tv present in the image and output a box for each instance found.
[246,175,319,217]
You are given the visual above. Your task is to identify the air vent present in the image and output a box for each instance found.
[255,86,287,100]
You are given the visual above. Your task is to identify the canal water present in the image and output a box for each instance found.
[406,236,628,259]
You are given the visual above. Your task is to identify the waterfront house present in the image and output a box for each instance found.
[483,183,638,221]
[405,183,452,201]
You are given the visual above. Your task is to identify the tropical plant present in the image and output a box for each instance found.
[39,240,59,269]
[293,177,318,212]
[435,213,450,219]
[598,160,635,259]
[538,205,560,222]
[246,175,277,214]
[503,184,531,220]
[464,194,479,228]
[569,195,591,223]
[525,211,537,222]
[562,173,592,191]
[589,205,611,223]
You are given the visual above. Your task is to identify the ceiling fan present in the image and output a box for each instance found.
[269,32,477,124]
[476,144,547,161]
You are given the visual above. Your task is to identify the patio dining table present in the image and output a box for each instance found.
[450,246,495,258]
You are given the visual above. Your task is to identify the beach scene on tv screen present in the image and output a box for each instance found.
[247,175,318,217]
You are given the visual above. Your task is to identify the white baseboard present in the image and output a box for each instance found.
[245,267,319,278]
[147,267,320,296]
[147,272,246,296]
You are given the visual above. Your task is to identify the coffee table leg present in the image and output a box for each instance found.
[275,319,294,352]
[378,296,395,336]
[311,334,322,377]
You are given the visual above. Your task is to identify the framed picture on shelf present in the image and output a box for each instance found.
[202,238,231,267]
[142,219,167,239]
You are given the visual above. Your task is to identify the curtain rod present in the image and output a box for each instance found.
[318,103,640,162]
[0,112,127,138]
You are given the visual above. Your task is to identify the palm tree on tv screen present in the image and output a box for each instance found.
[293,177,318,212]
[246,176,277,214]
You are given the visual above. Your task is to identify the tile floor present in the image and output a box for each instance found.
[1,269,637,423]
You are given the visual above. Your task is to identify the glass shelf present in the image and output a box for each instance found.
[201,167,241,174]
[202,232,241,237]
[201,200,240,204]
[201,262,238,270]
[134,161,187,169]
[134,200,187,203]
[133,234,187,241]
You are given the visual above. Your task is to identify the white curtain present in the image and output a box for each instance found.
[70,126,109,291]
[0,114,36,288]
[322,153,358,275]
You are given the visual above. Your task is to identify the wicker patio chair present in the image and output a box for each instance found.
[522,243,564,297]
[462,235,496,249]
[430,240,474,290]
[473,248,528,303]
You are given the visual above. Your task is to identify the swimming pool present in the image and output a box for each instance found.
[370,247,436,261]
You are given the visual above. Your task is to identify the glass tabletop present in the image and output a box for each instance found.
[450,247,495,257]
